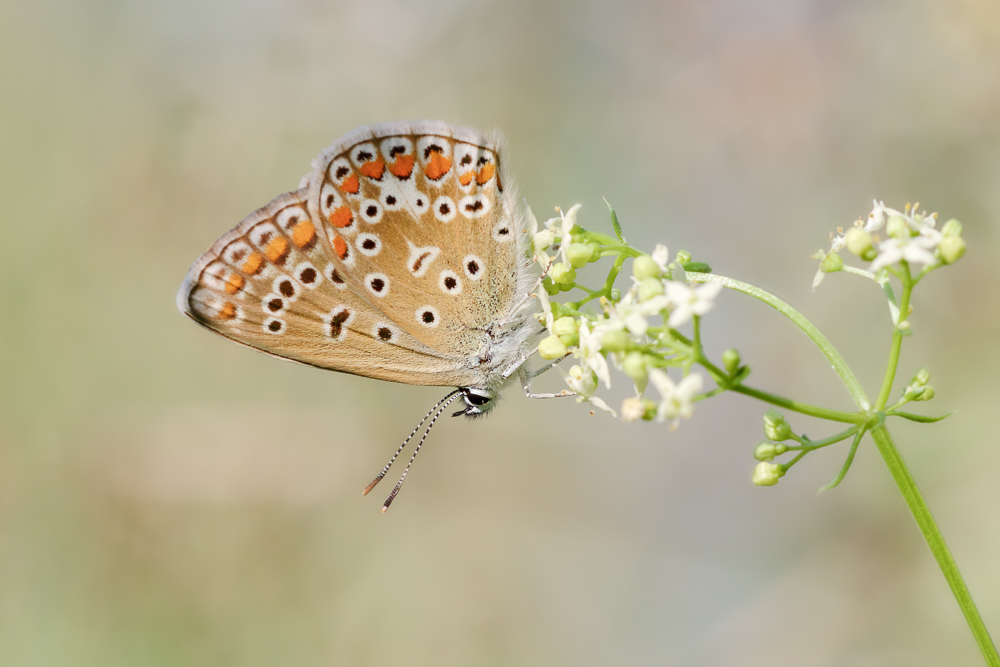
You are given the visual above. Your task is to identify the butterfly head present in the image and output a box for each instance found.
[454,386,496,418]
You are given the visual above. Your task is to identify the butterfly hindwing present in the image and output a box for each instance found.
[305,121,523,361]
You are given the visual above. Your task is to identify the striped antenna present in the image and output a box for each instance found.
[381,391,464,513]
[363,389,461,497]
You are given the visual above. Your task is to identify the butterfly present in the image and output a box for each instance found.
[177,120,568,510]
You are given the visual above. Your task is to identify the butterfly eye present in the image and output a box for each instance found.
[466,393,490,406]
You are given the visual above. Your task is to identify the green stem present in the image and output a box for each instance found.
[818,429,864,491]
[868,425,999,665]
[875,262,914,409]
[729,385,864,423]
[687,272,870,410]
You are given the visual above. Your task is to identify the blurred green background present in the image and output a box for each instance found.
[2,0,999,665]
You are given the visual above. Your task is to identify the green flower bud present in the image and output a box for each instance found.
[550,263,577,285]
[601,330,631,353]
[861,247,878,262]
[622,352,648,379]
[558,333,579,347]
[941,219,963,238]
[558,280,576,292]
[844,227,873,256]
[821,253,843,273]
[567,242,598,268]
[538,335,567,360]
[752,461,784,487]
[914,385,935,401]
[543,277,560,296]
[886,215,911,240]
[609,288,621,302]
[912,368,930,386]
[638,277,665,302]
[754,442,777,461]
[722,349,741,375]
[763,409,792,441]
[675,249,692,265]
[552,316,578,336]
[633,255,661,280]
[938,236,966,264]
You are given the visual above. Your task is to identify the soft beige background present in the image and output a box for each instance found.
[2,1,999,665]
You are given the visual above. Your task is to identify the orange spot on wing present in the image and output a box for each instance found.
[476,163,495,184]
[329,206,353,228]
[389,155,414,178]
[459,171,474,186]
[424,152,452,180]
[223,273,244,295]
[359,158,385,180]
[218,302,237,320]
[333,235,348,260]
[291,220,316,248]
[241,251,265,275]
[339,172,360,194]
[265,236,290,264]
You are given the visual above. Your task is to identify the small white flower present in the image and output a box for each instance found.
[651,244,670,272]
[605,288,671,337]
[664,281,723,328]
[865,200,885,233]
[574,320,611,388]
[868,202,943,273]
[869,230,940,272]
[648,369,703,424]
[564,365,617,416]
[535,284,555,332]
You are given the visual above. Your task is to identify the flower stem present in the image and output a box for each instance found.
[729,385,864,423]
[687,272,870,411]
[875,262,914,410]
[868,424,999,665]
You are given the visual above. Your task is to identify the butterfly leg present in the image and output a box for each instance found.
[518,366,574,400]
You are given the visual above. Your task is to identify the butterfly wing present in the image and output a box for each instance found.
[177,190,475,386]
[302,121,527,360]
[178,121,532,389]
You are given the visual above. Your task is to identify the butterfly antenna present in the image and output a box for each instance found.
[363,390,461,496]
[381,391,463,513]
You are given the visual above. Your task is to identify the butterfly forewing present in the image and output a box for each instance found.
[178,190,476,386]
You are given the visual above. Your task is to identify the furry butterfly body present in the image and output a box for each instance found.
[177,120,539,421]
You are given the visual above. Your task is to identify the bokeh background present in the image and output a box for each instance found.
[3,0,999,665]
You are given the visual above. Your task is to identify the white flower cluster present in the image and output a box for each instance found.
[813,200,965,288]
[531,204,720,427]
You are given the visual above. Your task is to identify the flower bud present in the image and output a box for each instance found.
[675,250,692,265]
[914,385,935,401]
[621,397,656,422]
[722,349,741,375]
[550,263,576,285]
[763,409,792,441]
[552,316,578,336]
[622,352,648,379]
[821,253,843,274]
[886,215,911,240]
[941,219,963,238]
[638,277,665,302]
[609,288,621,301]
[844,227,873,256]
[633,255,661,280]
[538,335,567,360]
[542,277,560,296]
[754,442,777,461]
[938,236,966,264]
[601,330,631,353]
[911,367,930,387]
[861,247,878,262]
[752,461,784,487]
[558,333,579,347]
[567,242,598,268]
